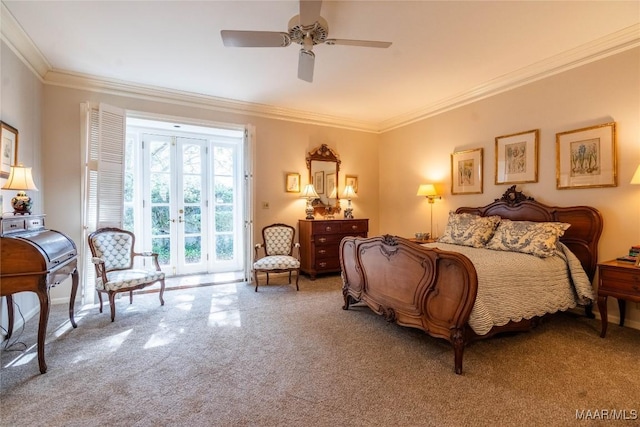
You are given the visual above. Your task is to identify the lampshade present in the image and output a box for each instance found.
[1,164,39,191]
[300,184,319,199]
[631,165,640,184]
[416,184,438,197]
[342,185,358,199]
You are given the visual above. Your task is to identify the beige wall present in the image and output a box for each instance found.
[379,47,640,328]
[40,85,380,302]
[1,40,43,330]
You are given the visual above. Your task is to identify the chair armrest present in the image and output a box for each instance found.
[91,257,109,283]
[254,243,263,261]
[293,242,301,259]
[133,251,162,271]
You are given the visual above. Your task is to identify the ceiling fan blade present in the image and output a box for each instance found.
[325,39,392,48]
[221,30,291,47]
[299,0,323,27]
[298,49,315,82]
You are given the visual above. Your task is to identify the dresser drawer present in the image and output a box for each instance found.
[312,222,341,235]
[314,234,343,246]
[314,245,339,259]
[340,220,368,234]
[315,257,341,271]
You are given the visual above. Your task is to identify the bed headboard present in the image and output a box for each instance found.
[456,186,603,281]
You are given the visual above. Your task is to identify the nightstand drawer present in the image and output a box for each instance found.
[599,267,640,292]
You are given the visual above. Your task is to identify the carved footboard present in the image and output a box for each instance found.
[340,235,478,374]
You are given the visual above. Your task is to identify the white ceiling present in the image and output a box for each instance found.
[2,1,639,132]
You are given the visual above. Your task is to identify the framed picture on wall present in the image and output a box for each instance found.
[451,148,483,195]
[1,121,18,178]
[495,129,538,185]
[285,173,300,193]
[556,122,617,189]
[345,175,358,193]
[314,171,324,194]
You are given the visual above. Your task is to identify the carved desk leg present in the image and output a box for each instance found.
[68,267,79,328]
[36,283,51,374]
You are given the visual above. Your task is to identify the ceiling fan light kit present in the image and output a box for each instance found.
[220,0,392,83]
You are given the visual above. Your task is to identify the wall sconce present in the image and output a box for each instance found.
[1,164,39,215]
[631,165,640,267]
[417,184,442,239]
[342,185,358,219]
[300,184,319,220]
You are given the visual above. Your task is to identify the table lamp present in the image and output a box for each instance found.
[417,184,442,239]
[300,184,319,220]
[1,164,39,215]
[342,185,358,218]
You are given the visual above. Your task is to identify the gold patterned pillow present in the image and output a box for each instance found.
[438,212,501,248]
[485,219,570,257]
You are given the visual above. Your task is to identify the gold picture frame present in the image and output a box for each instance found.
[495,129,538,185]
[451,148,483,195]
[556,122,617,189]
[345,175,358,193]
[1,121,18,178]
[285,172,301,193]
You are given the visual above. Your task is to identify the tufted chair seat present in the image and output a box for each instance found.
[88,227,166,321]
[253,223,300,291]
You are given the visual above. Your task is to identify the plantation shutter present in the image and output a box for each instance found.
[81,102,125,303]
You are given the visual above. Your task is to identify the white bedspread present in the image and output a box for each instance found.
[421,242,594,335]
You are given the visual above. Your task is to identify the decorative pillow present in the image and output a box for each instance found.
[437,212,501,248]
[485,219,571,258]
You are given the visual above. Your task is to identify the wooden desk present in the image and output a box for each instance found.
[597,259,640,338]
[1,214,79,373]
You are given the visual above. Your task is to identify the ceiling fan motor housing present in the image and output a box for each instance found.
[288,15,329,47]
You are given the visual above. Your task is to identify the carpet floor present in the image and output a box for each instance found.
[1,274,639,426]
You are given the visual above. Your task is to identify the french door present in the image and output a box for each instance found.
[144,133,208,275]
[125,120,246,278]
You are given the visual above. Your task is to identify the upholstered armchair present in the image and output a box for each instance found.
[88,227,166,321]
[253,223,300,292]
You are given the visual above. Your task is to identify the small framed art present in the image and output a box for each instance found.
[285,173,300,193]
[451,148,483,195]
[314,171,324,194]
[345,175,358,193]
[495,129,538,185]
[1,121,18,178]
[556,122,617,189]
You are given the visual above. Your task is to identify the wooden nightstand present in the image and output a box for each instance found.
[597,260,640,338]
[407,237,437,244]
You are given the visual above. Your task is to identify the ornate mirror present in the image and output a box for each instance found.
[306,144,341,216]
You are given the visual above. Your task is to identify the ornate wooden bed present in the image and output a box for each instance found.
[339,187,603,374]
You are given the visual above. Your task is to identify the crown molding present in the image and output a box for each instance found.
[43,69,380,133]
[0,3,50,79]
[2,2,638,135]
[379,24,640,132]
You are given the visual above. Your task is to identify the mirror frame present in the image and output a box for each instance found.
[306,144,341,216]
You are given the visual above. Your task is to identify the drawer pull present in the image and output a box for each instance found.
[318,237,327,243]
[318,249,326,255]
[324,226,332,232]
[351,225,358,230]
[319,262,327,268]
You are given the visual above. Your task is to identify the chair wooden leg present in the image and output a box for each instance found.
[254,270,260,292]
[109,292,117,322]
[295,269,300,291]
[288,271,292,284]
[98,291,104,313]
[159,279,165,306]
[266,272,270,285]
[129,290,133,304]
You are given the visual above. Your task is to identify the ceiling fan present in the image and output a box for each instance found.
[220,0,392,83]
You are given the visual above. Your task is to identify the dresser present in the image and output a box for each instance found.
[0,214,79,373]
[597,260,640,338]
[299,219,368,279]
